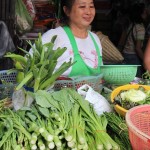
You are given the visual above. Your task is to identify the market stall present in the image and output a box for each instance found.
[0,0,150,149]
[0,34,150,150]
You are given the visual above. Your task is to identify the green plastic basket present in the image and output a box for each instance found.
[100,65,139,85]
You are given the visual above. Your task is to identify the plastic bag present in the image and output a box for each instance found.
[12,88,34,111]
[0,21,15,57]
[78,84,112,115]
[15,0,33,34]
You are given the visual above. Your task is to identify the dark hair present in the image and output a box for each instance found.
[60,0,95,25]
[129,3,146,24]
[60,0,75,25]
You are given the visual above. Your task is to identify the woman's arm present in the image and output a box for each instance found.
[144,38,150,71]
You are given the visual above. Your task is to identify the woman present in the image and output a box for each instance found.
[32,0,102,77]
[120,3,147,77]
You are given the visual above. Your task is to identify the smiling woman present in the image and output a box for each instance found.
[61,0,96,37]
[30,0,103,78]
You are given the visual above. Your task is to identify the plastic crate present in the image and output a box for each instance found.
[0,70,17,83]
[0,70,17,99]
[126,105,150,150]
[54,74,103,92]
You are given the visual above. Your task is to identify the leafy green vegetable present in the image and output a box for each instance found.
[120,89,146,102]
[114,87,150,109]
[35,92,52,108]
[104,112,132,150]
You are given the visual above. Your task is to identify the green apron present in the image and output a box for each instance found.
[63,26,102,77]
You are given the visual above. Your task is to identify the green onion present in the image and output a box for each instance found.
[53,135,62,147]
[48,141,55,149]
[30,133,38,145]
[38,138,46,150]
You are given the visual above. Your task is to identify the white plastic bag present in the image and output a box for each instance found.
[12,88,34,111]
[78,84,112,115]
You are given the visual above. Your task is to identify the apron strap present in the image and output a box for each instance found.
[89,32,102,66]
[63,26,79,56]
[63,26,102,76]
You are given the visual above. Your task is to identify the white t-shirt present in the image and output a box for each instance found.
[30,26,102,76]
[123,24,145,54]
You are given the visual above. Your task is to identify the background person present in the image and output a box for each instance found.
[119,3,147,77]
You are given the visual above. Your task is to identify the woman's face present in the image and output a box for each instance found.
[64,0,95,28]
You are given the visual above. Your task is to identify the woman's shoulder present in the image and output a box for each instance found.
[89,31,100,41]
[42,26,65,37]
[89,31,98,37]
[41,26,67,43]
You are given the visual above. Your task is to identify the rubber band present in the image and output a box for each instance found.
[94,130,106,133]
[71,125,84,131]
[119,123,128,135]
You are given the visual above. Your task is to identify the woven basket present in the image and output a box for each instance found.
[96,32,124,63]
[126,105,150,150]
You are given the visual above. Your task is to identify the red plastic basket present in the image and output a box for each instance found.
[126,105,150,150]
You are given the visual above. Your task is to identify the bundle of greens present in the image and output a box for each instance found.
[104,112,132,150]
[5,34,73,92]
[0,88,120,150]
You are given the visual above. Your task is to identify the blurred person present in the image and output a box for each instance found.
[118,3,147,77]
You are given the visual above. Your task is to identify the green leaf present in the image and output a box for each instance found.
[26,112,37,121]
[45,93,60,111]
[52,89,74,113]
[38,106,50,118]
[35,91,52,108]
[100,114,108,130]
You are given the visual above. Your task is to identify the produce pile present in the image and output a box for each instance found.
[114,86,150,110]
[4,34,73,92]
[0,88,121,150]
[0,34,132,150]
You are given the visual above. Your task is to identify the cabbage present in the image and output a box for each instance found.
[120,89,147,102]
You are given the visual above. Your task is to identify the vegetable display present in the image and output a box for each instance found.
[4,34,73,92]
[0,30,135,149]
[0,88,120,150]
[114,86,150,109]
